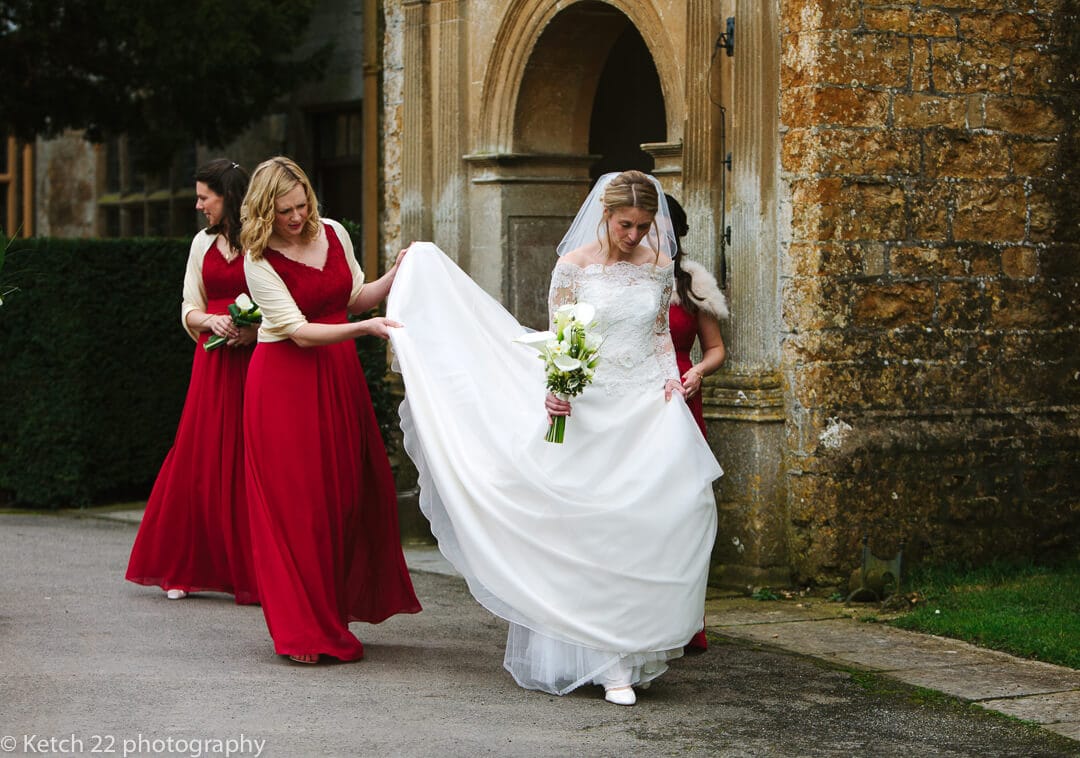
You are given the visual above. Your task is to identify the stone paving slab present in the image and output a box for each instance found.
[895,661,1080,701]
[1042,721,1080,741]
[980,690,1080,725]
[706,602,1080,746]
[709,617,1006,662]
[701,599,843,626]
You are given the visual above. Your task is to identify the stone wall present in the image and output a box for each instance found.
[34,133,97,238]
[779,0,1080,583]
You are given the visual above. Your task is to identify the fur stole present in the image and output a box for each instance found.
[670,259,729,320]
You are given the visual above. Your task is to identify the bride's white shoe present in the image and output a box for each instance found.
[166,589,188,600]
[604,685,636,706]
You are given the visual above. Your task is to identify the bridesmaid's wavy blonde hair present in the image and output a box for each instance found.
[241,156,322,260]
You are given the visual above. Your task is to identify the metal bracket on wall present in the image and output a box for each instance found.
[718,17,735,57]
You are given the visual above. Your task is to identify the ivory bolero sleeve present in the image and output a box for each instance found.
[244,218,366,343]
[180,230,219,342]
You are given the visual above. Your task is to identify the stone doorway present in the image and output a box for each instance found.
[470,1,673,331]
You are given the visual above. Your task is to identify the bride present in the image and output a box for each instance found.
[388,170,721,706]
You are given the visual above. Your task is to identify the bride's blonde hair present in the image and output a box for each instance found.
[596,170,661,260]
[241,157,322,260]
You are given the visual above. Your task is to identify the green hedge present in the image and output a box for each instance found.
[0,236,193,507]
[0,226,393,508]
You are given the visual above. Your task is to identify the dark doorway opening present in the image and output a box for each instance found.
[588,26,667,181]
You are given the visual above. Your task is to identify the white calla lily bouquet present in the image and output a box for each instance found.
[203,292,262,352]
[514,302,602,443]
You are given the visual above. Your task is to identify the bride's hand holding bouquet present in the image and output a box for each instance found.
[514,302,602,443]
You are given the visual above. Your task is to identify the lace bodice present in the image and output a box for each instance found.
[548,261,679,396]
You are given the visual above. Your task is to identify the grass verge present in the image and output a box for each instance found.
[889,559,1080,670]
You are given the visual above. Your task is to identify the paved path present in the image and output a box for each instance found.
[706,596,1080,743]
[0,509,1077,757]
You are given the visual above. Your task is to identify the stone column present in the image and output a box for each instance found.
[361,0,380,276]
[401,0,432,244]
[682,0,721,267]
[430,0,467,264]
[705,0,790,589]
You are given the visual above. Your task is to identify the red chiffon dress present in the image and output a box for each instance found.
[669,302,707,436]
[669,301,709,650]
[126,241,259,605]
[244,223,421,661]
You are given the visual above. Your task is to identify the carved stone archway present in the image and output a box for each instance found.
[477,0,683,156]
[464,1,678,331]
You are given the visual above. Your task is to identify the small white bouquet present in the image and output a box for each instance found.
[203,293,262,351]
[514,302,602,443]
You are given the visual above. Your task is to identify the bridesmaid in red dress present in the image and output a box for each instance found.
[240,157,421,664]
[126,159,259,605]
[665,194,728,651]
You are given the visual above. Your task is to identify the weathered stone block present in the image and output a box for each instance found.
[911,9,959,37]
[783,275,850,330]
[958,11,1049,45]
[933,40,1012,94]
[786,473,838,527]
[924,130,1010,178]
[862,7,910,33]
[790,201,845,241]
[989,280,1068,328]
[783,86,890,129]
[989,359,1063,405]
[831,182,907,242]
[1040,244,1080,280]
[920,0,1010,11]
[1027,187,1056,243]
[787,241,866,277]
[791,177,844,206]
[864,243,887,276]
[893,93,967,129]
[1010,48,1059,96]
[966,94,986,128]
[938,280,992,328]
[907,181,952,241]
[891,244,968,277]
[913,39,932,91]
[783,128,921,176]
[963,243,1002,277]
[784,329,878,364]
[953,181,1026,241]
[785,32,911,90]
[781,0,861,33]
[1000,330,1073,364]
[902,327,999,363]
[984,96,1065,136]
[1032,0,1067,12]
[852,281,935,328]
[1010,139,1058,178]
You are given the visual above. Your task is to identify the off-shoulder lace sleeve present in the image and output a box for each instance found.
[548,261,579,329]
[654,266,679,382]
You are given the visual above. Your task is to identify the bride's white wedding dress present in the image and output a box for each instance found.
[387,242,721,695]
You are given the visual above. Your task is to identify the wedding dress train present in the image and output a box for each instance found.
[387,243,721,694]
